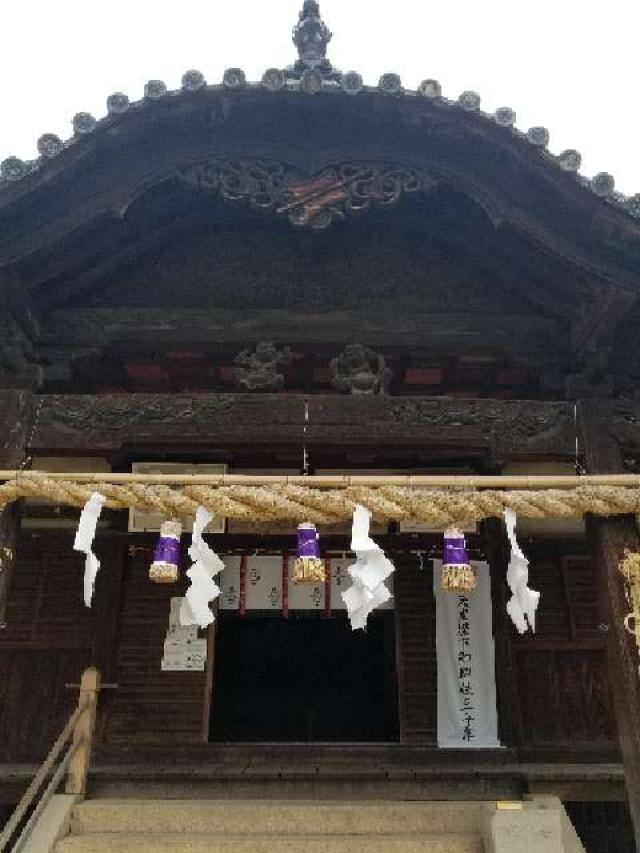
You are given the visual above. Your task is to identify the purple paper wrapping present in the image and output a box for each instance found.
[297,523,320,558]
[443,535,468,567]
[153,536,180,566]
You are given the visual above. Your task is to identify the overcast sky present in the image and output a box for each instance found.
[1,0,638,194]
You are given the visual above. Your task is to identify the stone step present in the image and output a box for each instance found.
[71,799,485,836]
[56,832,483,853]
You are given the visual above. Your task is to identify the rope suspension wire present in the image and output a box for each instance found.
[1,471,640,525]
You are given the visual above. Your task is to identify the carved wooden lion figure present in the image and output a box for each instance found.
[234,342,292,392]
[330,344,392,395]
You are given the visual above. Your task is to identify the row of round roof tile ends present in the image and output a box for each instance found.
[1,68,638,218]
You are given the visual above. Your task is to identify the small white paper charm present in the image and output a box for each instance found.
[342,504,394,630]
[504,507,540,634]
[74,492,106,607]
[180,506,225,629]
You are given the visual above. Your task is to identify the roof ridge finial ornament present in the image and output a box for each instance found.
[293,1,332,66]
[289,0,339,85]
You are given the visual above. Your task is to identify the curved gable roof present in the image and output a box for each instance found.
[1,2,638,220]
[0,0,638,300]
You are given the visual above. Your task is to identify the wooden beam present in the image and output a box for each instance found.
[580,399,640,848]
[0,391,35,627]
[40,307,566,357]
[4,470,640,489]
[28,393,575,460]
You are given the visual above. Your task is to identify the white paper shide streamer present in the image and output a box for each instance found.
[74,492,106,607]
[504,507,540,634]
[180,506,225,629]
[342,504,394,630]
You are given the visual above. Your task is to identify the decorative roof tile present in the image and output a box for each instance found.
[72,112,97,134]
[1,157,26,181]
[418,79,442,99]
[144,80,167,99]
[341,71,363,95]
[262,68,286,92]
[182,69,206,91]
[557,149,582,172]
[494,107,516,127]
[106,92,130,115]
[223,68,246,89]
[37,133,64,158]
[591,172,615,197]
[378,73,403,95]
[527,126,550,147]
[458,90,481,111]
[300,68,322,94]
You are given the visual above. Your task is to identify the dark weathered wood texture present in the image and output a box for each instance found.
[0,535,93,761]
[105,544,208,745]
[29,393,576,461]
[1,90,638,292]
[0,391,35,626]
[512,548,616,760]
[394,559,437,743]
[580,400,640,847]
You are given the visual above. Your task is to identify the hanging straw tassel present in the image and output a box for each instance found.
[149,519,182,584]
[292,522,326,583]
[441,527,476,592]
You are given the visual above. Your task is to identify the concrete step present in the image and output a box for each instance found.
[71,799,485,836]
[56,832,483,853]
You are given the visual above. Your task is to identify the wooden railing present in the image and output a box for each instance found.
[0,667,102,853]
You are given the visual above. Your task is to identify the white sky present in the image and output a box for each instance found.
[1,0,638,194]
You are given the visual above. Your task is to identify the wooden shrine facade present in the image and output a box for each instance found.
[1,1,640,846]
[1,390,640,765]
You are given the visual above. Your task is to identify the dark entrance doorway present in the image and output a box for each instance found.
[211,612,399,742]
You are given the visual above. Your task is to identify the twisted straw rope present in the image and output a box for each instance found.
[2,477,640,525]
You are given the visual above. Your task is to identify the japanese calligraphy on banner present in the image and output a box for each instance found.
[433,560,501,748]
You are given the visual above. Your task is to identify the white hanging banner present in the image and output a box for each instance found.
[434,559,501,748]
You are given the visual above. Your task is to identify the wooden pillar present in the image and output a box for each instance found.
[0,390,36,628]
[580,399,640,849]
[66,666,101,795]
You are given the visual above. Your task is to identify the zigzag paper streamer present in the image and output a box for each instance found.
[180,506,225,629]
[504,507,540,634]
[342,504,394,630]
[74,492,106,607]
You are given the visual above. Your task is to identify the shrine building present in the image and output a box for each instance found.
[1,3,640,852]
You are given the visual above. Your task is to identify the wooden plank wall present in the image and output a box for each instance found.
[0,532,619,760]
[394,560,437,743]
[0,536,94,761]
[392,549,618,756]
[104,545,209,746]
[512,553,617,758]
